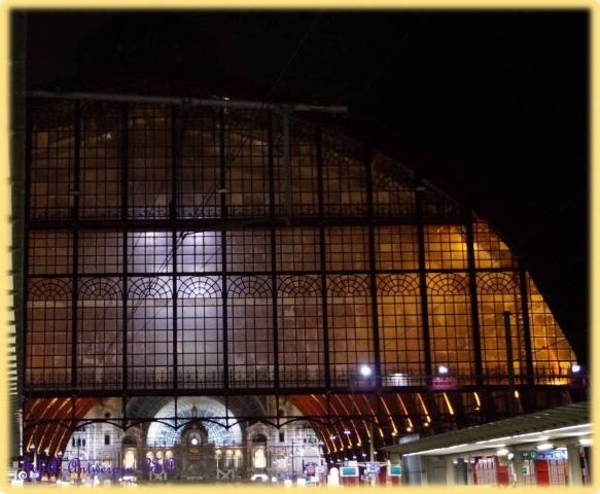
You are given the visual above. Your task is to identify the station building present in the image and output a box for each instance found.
[9,91,587,485]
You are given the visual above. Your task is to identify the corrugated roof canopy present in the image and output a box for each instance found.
[383,401,590,456]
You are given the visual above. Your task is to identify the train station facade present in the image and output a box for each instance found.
[9,92,588,486]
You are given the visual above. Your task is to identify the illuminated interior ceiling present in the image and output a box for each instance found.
[24,397,98,457]
[21,94,580,457]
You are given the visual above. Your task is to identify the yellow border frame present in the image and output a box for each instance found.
[0,1,596,493]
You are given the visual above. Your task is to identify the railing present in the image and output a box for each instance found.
[24,368,587,392]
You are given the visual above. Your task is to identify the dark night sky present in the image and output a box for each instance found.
[20,9,590,365]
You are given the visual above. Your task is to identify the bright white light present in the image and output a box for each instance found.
[404,443,468,457]
[475,436,511,445]
[191,437,199,446]
[572,364,582,373]
[580,438,592,446]
[496,448,509,456]
[389,373,408,386]
[486,444,506,449]
[360,365,372,377]
[438,365,449,375]
[536,443,554,451]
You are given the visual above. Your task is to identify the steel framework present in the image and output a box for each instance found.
[18,94,583,461]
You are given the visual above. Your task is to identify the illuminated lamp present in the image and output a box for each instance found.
[438,365,449,375]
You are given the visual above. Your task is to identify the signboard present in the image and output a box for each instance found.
[535,449,567,461]
[340,466,359,477]
[366,462,381,474]
[388,465,402,476]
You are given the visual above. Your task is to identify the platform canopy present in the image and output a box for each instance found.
[382,401,590,457]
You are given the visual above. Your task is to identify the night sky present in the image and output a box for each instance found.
[20,9,589,365]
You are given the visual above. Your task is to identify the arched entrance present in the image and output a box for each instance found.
[143,396,244,481]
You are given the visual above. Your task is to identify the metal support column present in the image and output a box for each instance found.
[121,102,129,394]
[219,108,229,392]
[513,450,525,485]
[171,105,180,392]
[369,421,375,462]
[316,126,330,388]
[365,144,381,386]
[268,111,280,390]
[566,442,583,486]
[445,456,456,486]
[415,180,432,382]
[465,211,483,386]
[282,112,292,224]
[15,11,30,459]
[518,261,535,411]
[70,99,81,390]
[503,311,519,415]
